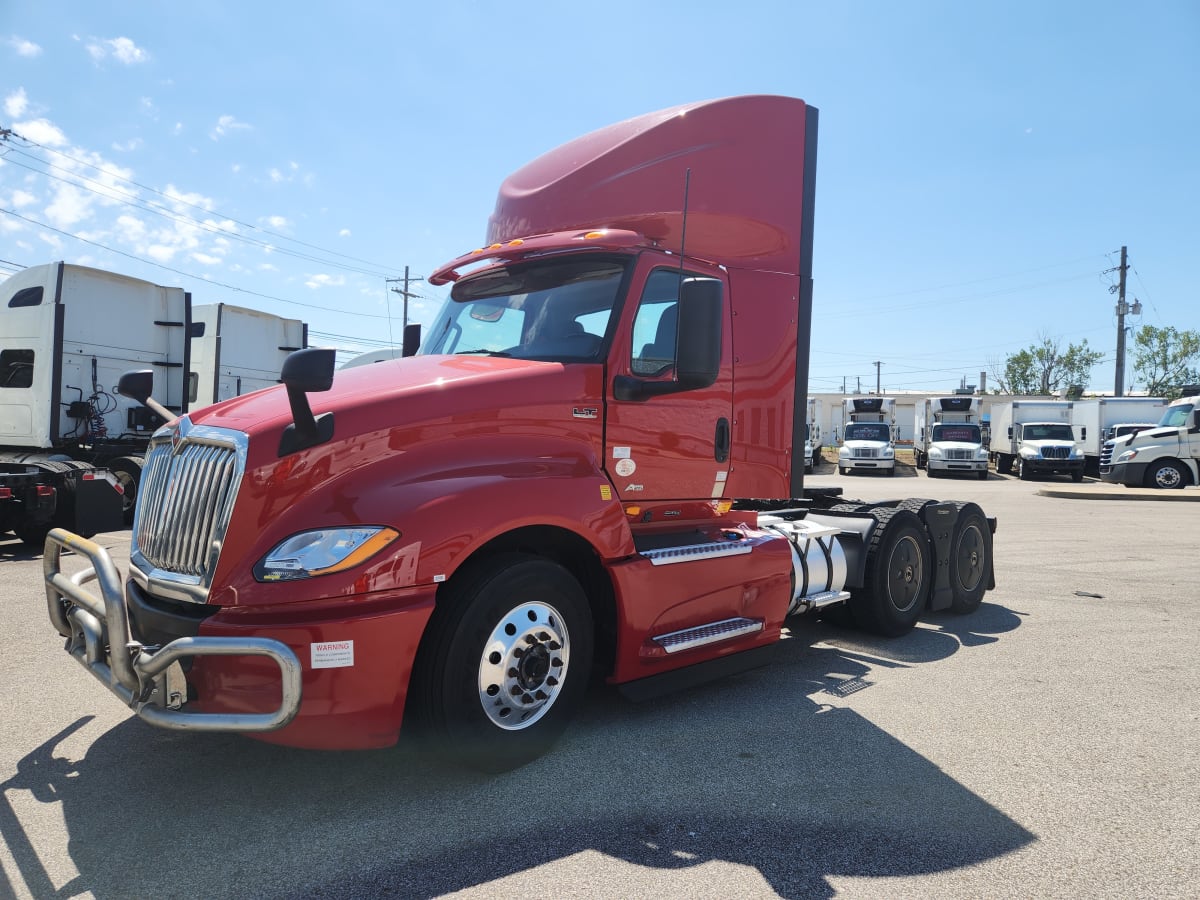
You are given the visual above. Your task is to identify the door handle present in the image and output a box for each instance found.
[714,417,730,463]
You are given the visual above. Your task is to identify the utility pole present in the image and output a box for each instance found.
[874,361,882,394]
[1108,246,1140,396]
[386,265,425,337]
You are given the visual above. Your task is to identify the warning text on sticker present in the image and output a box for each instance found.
[311,640,355,669]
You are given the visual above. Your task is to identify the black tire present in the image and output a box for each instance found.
[1017,458,1033,481]
[850,509,931,637]
[997,454,1013,475]
[1071,470,1084,483]
[106,456,144,525]
[886,465,896,477]
[15,523,51,549]
[1144,459,1189,490]
[927,467,939,478]
[948,502,991,614]
[812,449,821,470]
[838,466,849,476]
[407,553,593,772]
[977,470,988,481]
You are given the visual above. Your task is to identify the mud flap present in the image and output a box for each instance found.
[72,472,125,536]
[919,502,958,611]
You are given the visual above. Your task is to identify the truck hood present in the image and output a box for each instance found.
[931,441,984,450]
[1022,440,1076,449]
[1110,426,1179,450]
[190,354,584,436]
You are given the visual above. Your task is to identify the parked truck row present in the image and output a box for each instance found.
[40,94,1000,772]
[0,262,307,545]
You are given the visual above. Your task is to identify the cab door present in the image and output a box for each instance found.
[603,258,733,502]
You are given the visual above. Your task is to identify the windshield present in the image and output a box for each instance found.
[844,423,890,442]
[420,255,626,361]
[932,424,981,443]
[1022,423,1073,441]
[1158,402,1195,428]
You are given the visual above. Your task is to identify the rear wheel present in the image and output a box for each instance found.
[408,553,593,772]
[948,503,991,614]
[850,509,930,636]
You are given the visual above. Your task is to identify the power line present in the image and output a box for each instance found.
[2,129,403,276]
[0,206,391,319]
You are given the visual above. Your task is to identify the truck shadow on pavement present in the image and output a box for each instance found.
[1,605,1031,900]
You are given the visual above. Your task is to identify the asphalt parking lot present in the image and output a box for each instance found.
[1,468,1197,899]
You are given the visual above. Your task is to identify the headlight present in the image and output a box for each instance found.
[838,447,850,458]
[882,447,895,457]
[1019,448,1038,459]
[1117,449,1138,463]
[255,526,401,582]
[928,447,943,459]
[977,448,989,459]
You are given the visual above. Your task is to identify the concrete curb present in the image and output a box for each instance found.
[1038,484,1200,501]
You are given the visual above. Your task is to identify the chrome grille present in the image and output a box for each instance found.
[1041,446,1070,459]
[944,448,974,460]
[132,420,246,598]
[850,448,881,459]
[1099,441,1115,473]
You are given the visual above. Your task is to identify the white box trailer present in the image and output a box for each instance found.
[0,262,309,539]
[0,261,186,538]
[1070,397,1167,474]
[190,304,307,409]
[837,396,896,476]
[913,396,988,479]
[803,397,823,472]
[988,399,1084,481]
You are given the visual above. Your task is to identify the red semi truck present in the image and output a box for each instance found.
[44,95,995,770]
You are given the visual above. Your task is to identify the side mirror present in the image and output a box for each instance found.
[117,369,176,423]
[402,323,422,358]
[1081,426,1087,441]
[278,348,336,456]
[1007,426,1013,440]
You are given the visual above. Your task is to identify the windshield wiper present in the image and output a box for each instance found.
[455,349,512,357]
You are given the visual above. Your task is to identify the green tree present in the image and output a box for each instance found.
[990,335,1103,395]
[1130,325,1200,398]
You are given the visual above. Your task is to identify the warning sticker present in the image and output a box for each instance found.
[615,458,636,477]
[311,640,354,669]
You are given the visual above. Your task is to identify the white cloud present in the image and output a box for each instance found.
[172,122,184,136]
[265,215,289,229]
[210,114,250,141]
[45,184,93,228]
[38,232,64,251]
[4,87,28,118]
[87,36,148,65]
[14,117,68,147]
[304,273,345,290]
[8,37,42,57]
[268,168,285,183]
[111,137,144,152]
[115,214,147,243]
[10,189,37,208]
[259,263,279,272]
[191,252,221,265]
[339,228,351,238]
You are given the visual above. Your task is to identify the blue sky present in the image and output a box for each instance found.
[2,1,1197,392]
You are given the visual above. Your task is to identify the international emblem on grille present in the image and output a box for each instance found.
[170,416,191,455]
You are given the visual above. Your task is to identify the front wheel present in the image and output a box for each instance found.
[107,456,144,525]
[407,553,594,772]
[1018,458,1033,480]
[1144,459,1189,489]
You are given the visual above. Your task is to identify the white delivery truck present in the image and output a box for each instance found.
[837,396,896,476]
[1070,397,1167,475]
[1100,388,1200,488]
[190,304,307,407]
[913,396,988,479]
[988,399,1084,481]
[804,396,823,472]
[0,262,307,539]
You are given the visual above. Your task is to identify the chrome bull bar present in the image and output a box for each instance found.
[43,528,302,733]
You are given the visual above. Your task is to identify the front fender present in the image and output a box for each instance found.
[217,435,630,607]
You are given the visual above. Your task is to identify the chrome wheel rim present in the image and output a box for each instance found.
[478,602,570,730]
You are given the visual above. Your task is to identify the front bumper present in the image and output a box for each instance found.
[44,529,437,749]
[928,459,988,473]
[841,458,895,470]
[1100,461,1146,486]
[1024,457,1085,476]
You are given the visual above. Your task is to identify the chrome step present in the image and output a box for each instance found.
[641,540,752,567]
[652,617,763,654]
